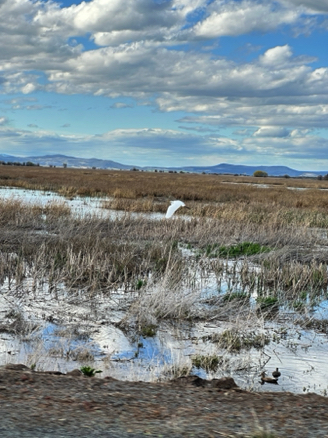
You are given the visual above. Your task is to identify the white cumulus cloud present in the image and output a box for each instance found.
[193,1,299,38]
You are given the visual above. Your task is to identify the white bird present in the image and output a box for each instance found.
[165,200,188,218]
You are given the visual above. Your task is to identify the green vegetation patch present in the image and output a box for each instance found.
[256,296,279,309]
[135,279,146,290]
[203,242,271,259]
[80,366,102,377]
[192,354,221,372]
[140,324,157,338]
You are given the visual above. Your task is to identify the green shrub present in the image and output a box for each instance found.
[253,170,268,177]
[80,366,102,377]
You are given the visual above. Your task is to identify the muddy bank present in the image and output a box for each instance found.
[0,365,328,437]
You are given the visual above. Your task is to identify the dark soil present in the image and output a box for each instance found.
[0,364,328,437]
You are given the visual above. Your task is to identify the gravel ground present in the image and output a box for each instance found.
[0,364,328,437]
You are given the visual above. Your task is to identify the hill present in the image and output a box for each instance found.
[0,154,326,177]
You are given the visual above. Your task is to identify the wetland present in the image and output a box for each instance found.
[0,167,328,396]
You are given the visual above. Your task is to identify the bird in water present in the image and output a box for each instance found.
[165,200,189,218]
[260,372,278,385]
[272,368,281,378]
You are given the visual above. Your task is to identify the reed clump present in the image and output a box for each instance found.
[208,329,270,352]
[191,354,221,372]
[104,197,166,214]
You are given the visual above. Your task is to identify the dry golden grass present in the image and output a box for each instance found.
[1,165,328,229]
[1,165,328,209]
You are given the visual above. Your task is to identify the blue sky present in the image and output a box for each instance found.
[0,0,328,170]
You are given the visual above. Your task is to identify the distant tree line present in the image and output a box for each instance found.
[0,161,39,166]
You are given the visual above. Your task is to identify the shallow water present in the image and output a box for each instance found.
[221,181,327,192]
[0,186,166,221]
[1,293,328,393]
[1,274,328,395]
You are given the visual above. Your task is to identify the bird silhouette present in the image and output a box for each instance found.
[260,372,278,385]
[272,368,281,378]
[165,200,189,218]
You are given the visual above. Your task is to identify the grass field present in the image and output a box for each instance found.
[1,165,328,225]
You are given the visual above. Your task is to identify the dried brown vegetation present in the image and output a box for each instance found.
[1,164,328,206]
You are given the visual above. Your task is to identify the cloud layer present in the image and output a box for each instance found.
[0,0,327,169]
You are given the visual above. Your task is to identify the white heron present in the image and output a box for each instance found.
[165,200,189,218]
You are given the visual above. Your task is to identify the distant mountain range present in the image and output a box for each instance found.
[164,163,325,177]
[0,153,133,170]
[0,153,326,177]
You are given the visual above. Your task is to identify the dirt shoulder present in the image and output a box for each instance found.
[0,365,327,437]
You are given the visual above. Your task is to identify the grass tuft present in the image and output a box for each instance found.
[191,355,221,372]
[80,366,102,377]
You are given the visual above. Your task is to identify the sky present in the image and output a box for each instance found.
[0,0,328,170]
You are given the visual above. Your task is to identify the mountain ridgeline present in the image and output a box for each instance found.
[0,154,326,177]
